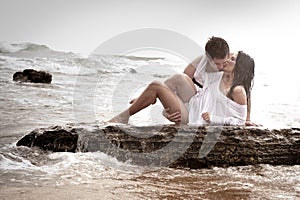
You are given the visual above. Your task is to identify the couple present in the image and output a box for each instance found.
[109,37,256,126]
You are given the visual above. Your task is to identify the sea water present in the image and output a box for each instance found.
[0,42,299,199]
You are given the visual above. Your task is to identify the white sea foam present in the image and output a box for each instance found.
[0,153,37,170]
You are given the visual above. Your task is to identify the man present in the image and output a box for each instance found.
[163,36,258,126]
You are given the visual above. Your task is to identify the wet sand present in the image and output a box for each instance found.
[0,180,140,200]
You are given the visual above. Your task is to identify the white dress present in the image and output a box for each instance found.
[188,55,247,125]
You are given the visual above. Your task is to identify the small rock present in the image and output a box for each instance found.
[13,69,52,84]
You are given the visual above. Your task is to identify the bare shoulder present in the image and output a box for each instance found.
[231,85,247,105]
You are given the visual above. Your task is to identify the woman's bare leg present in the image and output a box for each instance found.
[164,74,196,103]
[108,81,188,124]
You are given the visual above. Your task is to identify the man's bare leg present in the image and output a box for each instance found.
[108,81,188,124]
[164,74,196,103]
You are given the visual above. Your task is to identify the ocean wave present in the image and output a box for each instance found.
[0,42,21,53]
[0,42,79,61]
[90,53,164,61]
[0,42,50,53]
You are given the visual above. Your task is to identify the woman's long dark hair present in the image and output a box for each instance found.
[227,51,255,104]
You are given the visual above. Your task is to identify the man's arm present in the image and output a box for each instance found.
[183,56,202,78]
[183,64,196,79]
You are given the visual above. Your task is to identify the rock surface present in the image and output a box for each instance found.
[13,69,52,83]
[16,125,300,169]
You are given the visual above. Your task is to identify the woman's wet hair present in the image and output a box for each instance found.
[205,36,230,59]
[228,51,255,101]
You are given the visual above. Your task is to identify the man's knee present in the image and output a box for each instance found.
[164,74,185,88]
[148,81,163,88]
[147,81,165,94]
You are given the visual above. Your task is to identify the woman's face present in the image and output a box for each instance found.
[223,53,237,72]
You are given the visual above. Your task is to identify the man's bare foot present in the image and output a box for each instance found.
[107,111,130,124]
[245,120,262,126]
[107,117,128,124]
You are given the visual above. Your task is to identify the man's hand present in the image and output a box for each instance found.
[162,108,181,124]
[202,112,211,123]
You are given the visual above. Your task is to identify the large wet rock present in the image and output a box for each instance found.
[16,125,300,169]
[13,69,52,83]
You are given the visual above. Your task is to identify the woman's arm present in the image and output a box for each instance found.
[245,96,262,126]
[224,86,247,125]
[233,86,262,126]
[202,112,246,125]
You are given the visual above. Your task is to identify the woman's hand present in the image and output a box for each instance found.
[162,108,181,124]
[202,112,211,123]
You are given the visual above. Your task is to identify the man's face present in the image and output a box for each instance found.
[213,57,228,71]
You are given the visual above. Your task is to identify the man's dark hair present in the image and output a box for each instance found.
[205,36,229,59]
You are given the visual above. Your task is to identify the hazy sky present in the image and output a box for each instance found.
[1,0,299,56]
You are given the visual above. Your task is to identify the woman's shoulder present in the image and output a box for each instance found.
[231,85,247,105]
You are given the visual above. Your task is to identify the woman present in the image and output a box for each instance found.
[187,51,254,125]
[108,51,255,126]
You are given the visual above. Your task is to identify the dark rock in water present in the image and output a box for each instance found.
[13,69,52,83]
[16,125,300,169]
[16,126,78,152]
